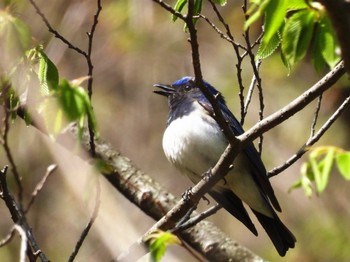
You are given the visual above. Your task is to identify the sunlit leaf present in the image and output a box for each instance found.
[286,0,309,10]
[336,153,350,180]
[257,30,281,59]
[318,148,334,193]
[145,230,181,262]
[290,162,314,197]
[263,0,287,45]
[37,49,59,94]
[0,10,31,71]
[58,79,98,135]
[212,0,227,5]
[282,9,316,68]
[311,24,327,73]
[173,0,187,22]
[0,10,31,53]
[317,15,341,69]
[245,0,270,30]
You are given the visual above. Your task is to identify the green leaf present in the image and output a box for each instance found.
[245,0,270,31]
[281,9,316,69]
[286,0,309,10]
[194,0,202,16]
[317,15,341,69]
[37,49,59,94]
[290,162,314,197]
[58,79,98,135]
[212,0,227,5]
[147,231,181,262]
[173,0,187,22]
[318,148,334,193]
[0,10,31,52]
[263,0,287,45]
[311,24,327,73]
[336,153,350,180]
[257,30,281,59]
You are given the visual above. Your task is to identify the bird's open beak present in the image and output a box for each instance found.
[153,84,175,97]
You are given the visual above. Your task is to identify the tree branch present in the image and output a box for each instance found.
[0,166,49,262]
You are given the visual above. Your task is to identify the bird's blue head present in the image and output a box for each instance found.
[154,76,225,109]
[154,76,226,123]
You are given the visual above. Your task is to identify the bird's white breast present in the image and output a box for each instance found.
[162,102,272,216]
[162,102,227,177]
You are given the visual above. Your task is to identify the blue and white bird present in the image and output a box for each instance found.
[154,76,296,256]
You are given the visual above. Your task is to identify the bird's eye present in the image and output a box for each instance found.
[184,84,191,91]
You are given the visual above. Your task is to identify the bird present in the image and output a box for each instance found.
[154,76,296,256]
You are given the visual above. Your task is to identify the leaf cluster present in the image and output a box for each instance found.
[246,0,341,72]
[0,7,97,139]
[290,146,350,197]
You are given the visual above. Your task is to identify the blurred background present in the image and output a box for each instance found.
[0,0,350,261]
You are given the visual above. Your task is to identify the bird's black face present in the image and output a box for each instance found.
[153,78,199,100]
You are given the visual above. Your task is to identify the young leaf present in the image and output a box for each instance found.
[245,0,270,31]
[317,15,341,69]
[336,153,350,180]
[263,0,287,46]
[212,0,227,5]
[281,9,316,69]
[318,148,334,193]
[37,49,59,94]
[146,231,180,262]
[311,24,327,73]
[58,79,98,135]
[257,30,281,59]
[173,0,187,22]
[0,10,31,53]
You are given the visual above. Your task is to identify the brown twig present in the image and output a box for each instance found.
[268,93,350,178]
[68,178,101,262]
[24,164,57,213]
[27,0,88,57]
[85,0,102,157]
[207,0,247,123]
[0,166,49,262]
[1,108,23,205]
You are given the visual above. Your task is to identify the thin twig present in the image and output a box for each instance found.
[85,0,102,157]
[207,0,247,123]
[151,0,186,21]
[1,109,23,205]
[243,60,262,119]
[310,95,323,137]
[172,204,222,233]
[14,224,27,262]
[27,0,88,57]
[268,94,350,178]
[68,178,101,262]
[0,227,16,247]
[0,166,49,262]
[241,0,264,154]
[24,164,57,213]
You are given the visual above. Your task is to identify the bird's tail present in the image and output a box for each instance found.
[252,209,296,257]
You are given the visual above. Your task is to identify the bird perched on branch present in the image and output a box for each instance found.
[154,76,296,256]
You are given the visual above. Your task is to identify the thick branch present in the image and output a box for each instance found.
[238,61,345,145]
[76,129,261,261]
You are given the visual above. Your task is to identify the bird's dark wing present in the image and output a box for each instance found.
[209,189,258,235]
[251,208,296,256]
[198,99,281,211]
